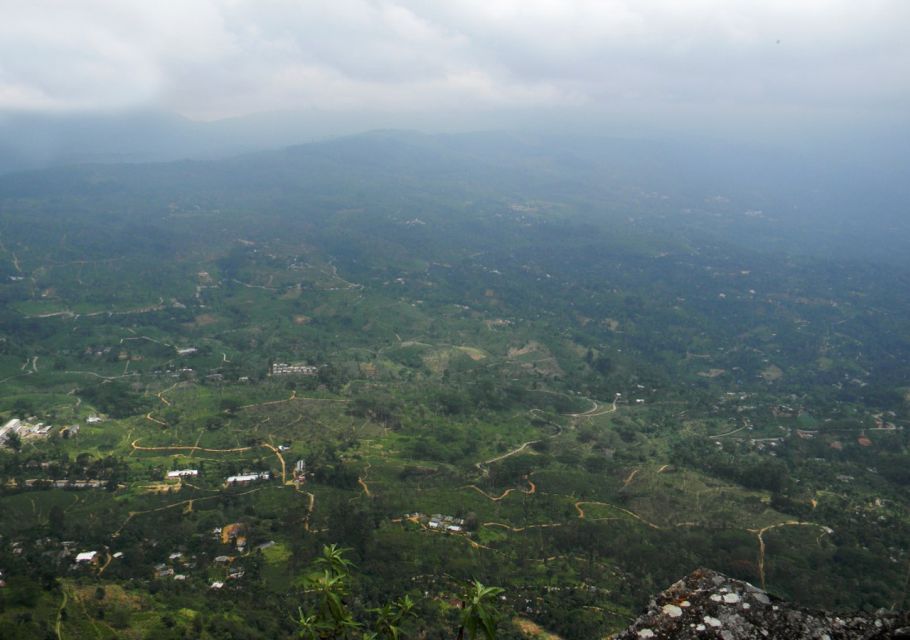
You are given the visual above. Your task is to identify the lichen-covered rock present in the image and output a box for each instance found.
[612,569,910,639]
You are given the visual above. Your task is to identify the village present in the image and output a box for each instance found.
[0,418,58,446]
[16,515,283,593]
[396,512,471,537]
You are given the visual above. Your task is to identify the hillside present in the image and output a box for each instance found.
[0,132,908,638]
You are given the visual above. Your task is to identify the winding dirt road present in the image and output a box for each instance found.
[476,441,538,471]
[564,395,618,418]
[113,487,264,537]
[748,521,832,589]
[357,462,372,497]
[463,476,536,502]
[131,439,253,454]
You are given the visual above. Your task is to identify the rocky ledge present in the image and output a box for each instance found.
[612,569,910,639]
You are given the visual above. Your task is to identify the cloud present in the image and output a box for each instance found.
[0,0,907,131]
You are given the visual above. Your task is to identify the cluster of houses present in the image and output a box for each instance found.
[404,513,468,534]
[270,362,318,377]
[1,418,55,444]
[152,536,277,588]
[21,479,107,489]
[154,551,193,580]
[74,548,122,567]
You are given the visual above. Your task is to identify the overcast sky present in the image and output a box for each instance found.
[1,1,908,138]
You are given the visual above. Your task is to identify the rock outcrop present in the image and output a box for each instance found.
[612,569,910,639]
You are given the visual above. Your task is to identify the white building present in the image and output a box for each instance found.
[270,362,318,376]
[167,469,199,479]
[224,471,271,486]
[75,551,98,563]
[0,419,22,442]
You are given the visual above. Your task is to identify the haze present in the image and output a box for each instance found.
[2,1,909,140]
[0,1,907,258]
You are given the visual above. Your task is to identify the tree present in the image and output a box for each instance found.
[220,397,242,415]
[371,595,415,640]
[295,545,422,639]
[457,581,504,640]
[4,431,21,452]
[296,545,360,639]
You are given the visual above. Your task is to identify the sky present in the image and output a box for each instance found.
[1,1,908,139]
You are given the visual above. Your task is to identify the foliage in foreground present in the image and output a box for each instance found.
[296,545,502,639]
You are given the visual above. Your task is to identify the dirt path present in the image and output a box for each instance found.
[749,521,832,589]
[304,491,316,531]
[114,487,264,536]
[236,390,350,412]
[120,335,174,349]
[292,483,317,530]
[97,551,113,575]
[156,382,180,406]
[63,370,140,381]
[709,425,747,439]
[574,501,662,529]
[131,439,254,454]
[622,468,639,488]
[466,486,518,501]
[565,397,599,417]
[0,371,29,386]
[77,299,167,319]
[262,441,287,484]
[483,521,566,533]
[478,440,538,469]
[55,587,68,640]
[657,464,671,473]
[464,476,536,502]
[145,412,168,427]
[187,431,205,459]
[527,409,565,438]
[323,264,362,290]
[565,395,618,418]
[231,278,277,291]
[358,462,372,497]
[25,310,78,319]
[240,389,297,410]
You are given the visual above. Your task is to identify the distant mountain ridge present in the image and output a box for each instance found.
[0,127,907,264]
